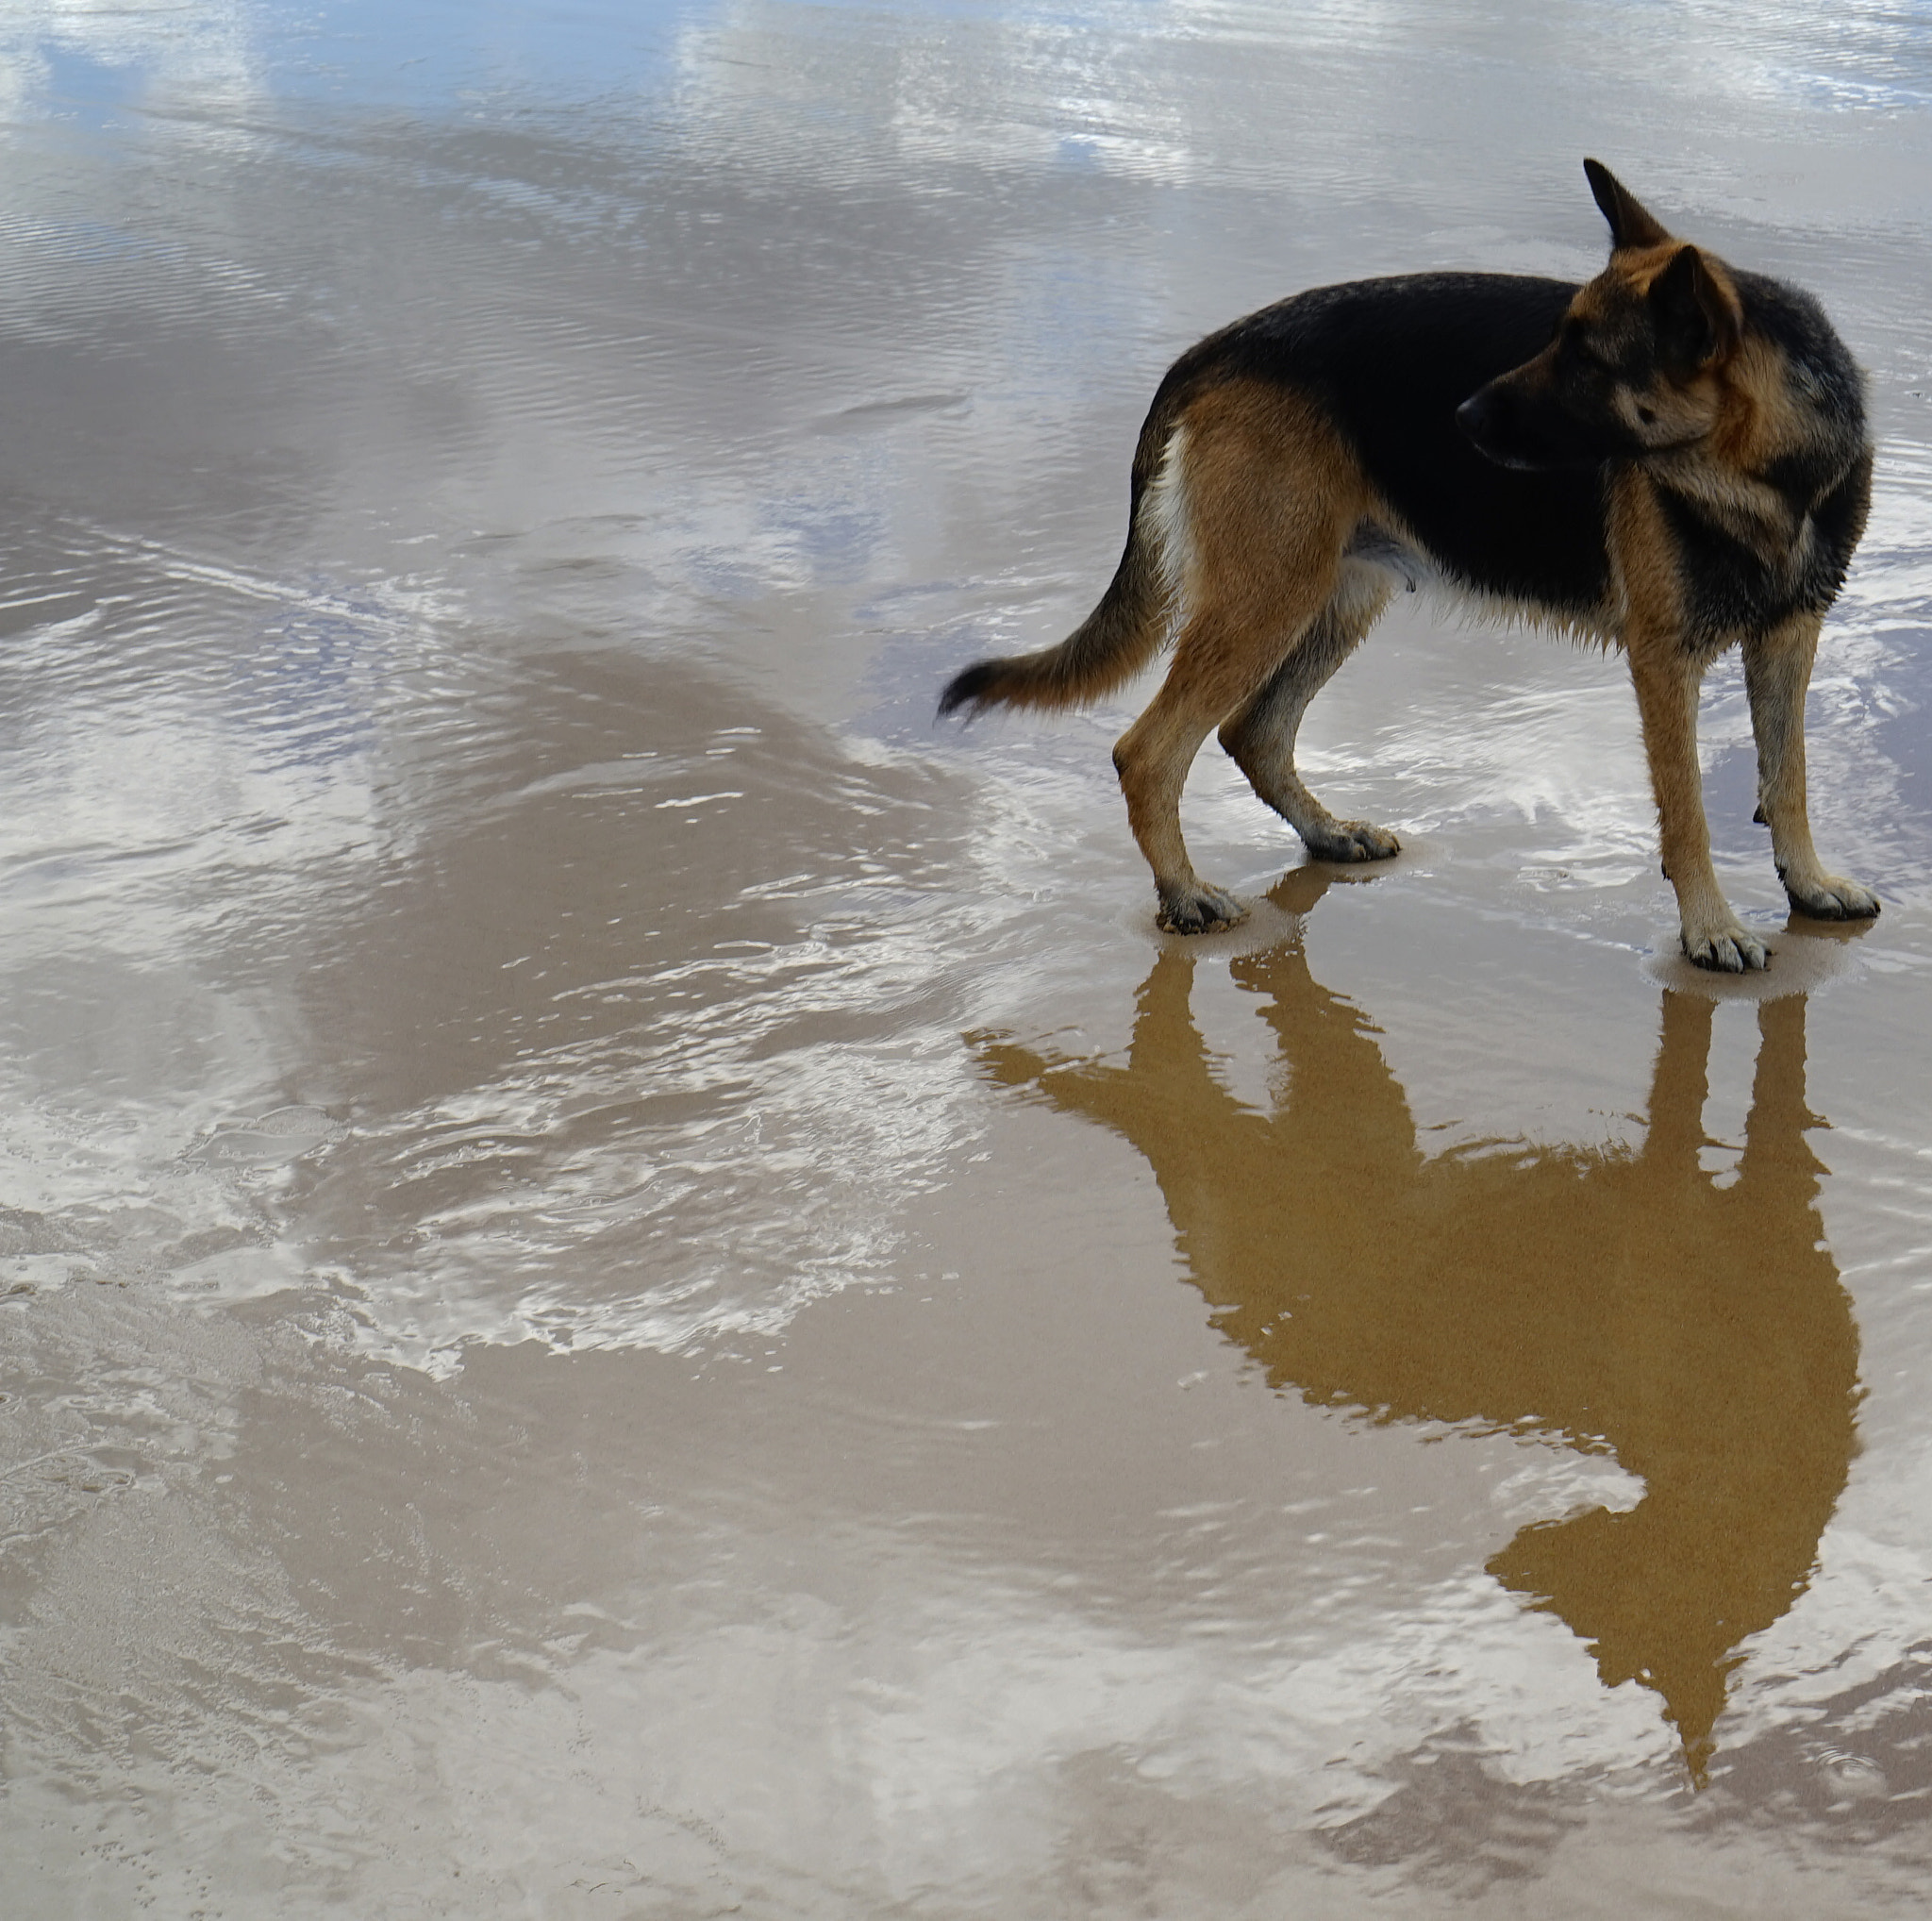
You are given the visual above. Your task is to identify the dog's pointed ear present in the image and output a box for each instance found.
[1584,158,1672,250]
[1649,244,1741,372]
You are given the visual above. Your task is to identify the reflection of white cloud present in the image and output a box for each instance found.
[13,1467,1932,1907]
[0,42,50,118]
[0,541,450,1297]
[667,0,1932,211]
[1690,0,1932,114]
[669,0,1430,191]
[0,1518,1674,1909]
[334,846,994,1374]
[0,553,448,925]
[674,0,1207,186]
[0,0,263,121]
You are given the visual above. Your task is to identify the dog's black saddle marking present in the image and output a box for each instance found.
[1198,274,1612,615]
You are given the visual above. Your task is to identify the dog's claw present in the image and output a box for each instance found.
[1158,884,1249,935]
[1305,821,1400,863]
[1683,925,1771,973]
[1785,875,1880,922]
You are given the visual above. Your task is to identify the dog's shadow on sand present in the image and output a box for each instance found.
[974,867,1858,1781]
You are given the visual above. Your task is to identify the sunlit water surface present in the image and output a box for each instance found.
[2,1,1931,1913]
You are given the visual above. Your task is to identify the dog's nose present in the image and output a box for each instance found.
[1456,393,1491,443]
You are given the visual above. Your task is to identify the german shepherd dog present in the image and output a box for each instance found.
[940,161,1877,970]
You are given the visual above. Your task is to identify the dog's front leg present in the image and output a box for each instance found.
[1744,615,1880,923]
[1627,633,1769,971]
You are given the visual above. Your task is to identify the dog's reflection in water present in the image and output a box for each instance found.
[976,870,1857,1778]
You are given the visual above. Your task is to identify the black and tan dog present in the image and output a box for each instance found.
[941,160,1877,970]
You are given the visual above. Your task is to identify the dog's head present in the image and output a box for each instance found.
[1457,160,1743,473]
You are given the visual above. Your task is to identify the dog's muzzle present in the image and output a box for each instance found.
[1456,389,1524,466]
[1457,385,1604,473]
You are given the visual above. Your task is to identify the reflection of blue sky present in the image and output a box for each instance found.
[274,0,700,107]
[7,0,1926,120]
[0,0,693,114]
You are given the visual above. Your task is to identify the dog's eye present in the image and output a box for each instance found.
[1558,331,1610,376]
[1638,405,1657,426]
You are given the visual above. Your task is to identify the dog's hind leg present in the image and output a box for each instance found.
[1218,560,1400,862]
[1111,382,1362,934]
[1115,646,1269,934]
[1744,614,1880,922]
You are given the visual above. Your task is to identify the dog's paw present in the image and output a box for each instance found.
[1784,873,1881,922]
[1304,820,1401,863]
[1682,923,1771,973]
[1158,883,1248,935]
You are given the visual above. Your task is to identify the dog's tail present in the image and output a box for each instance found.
[938,382,1191,720]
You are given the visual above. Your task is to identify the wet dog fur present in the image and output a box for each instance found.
[940,160,1877,970]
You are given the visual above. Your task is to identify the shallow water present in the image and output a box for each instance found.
[2,0,1931,1913]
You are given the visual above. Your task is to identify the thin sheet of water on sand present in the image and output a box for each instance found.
[1,1,1930,1914]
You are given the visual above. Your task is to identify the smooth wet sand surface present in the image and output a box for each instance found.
[2,2,1931,1913]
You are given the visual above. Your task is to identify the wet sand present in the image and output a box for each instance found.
[2,0,1931,1913]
